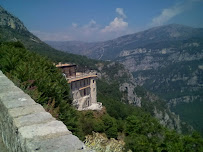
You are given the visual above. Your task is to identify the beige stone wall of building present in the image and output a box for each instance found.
[71,76,98,110]
[90,78,97,104]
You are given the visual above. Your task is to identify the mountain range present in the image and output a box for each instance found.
[47,24,203,135]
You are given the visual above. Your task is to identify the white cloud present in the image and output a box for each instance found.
[101,8,128,33]
[116,8,126,18]
[101,17,128,33]
[151,4,184,26]
[72,23,78,28]
[150,0,202,26]
[68,8,129,41]
[32,8,130,42]
[83,19,97,29]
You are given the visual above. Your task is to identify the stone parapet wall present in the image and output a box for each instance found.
[0,71,88,152]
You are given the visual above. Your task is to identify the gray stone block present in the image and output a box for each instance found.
[0,76,14,86]
[0,91,36,109]
[26,134,86,152]
[14,112,55,128]
[0,85,19,94]
[19,120,71,139]
[8,104,45,118]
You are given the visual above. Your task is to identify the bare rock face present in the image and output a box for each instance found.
[169,95,202,107]
[0,6,27,31]
[154,107,182,133]
[119,83,141,107]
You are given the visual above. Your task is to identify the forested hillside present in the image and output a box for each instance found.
[1,41,203,151]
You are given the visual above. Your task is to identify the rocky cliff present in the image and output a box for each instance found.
[0,6,27,31]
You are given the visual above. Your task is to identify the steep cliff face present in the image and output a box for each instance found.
[117,38,203,102]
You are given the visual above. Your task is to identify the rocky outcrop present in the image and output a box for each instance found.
[119,83,141,107]
[85,132,125,152]
[169,95,202,107]
[154,107,182,133]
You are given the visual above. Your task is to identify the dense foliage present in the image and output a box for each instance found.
[1,42,203,151]
[172,101,203,136]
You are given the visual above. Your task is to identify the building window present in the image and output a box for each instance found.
[84,89,86,96]
[93,88,95,92]
[93,80,95,83]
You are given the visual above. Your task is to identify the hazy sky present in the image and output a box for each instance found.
[1,0,203,42]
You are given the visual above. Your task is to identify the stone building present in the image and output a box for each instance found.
[56,62,102,111]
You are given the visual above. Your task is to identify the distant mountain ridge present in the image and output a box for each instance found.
[46,24,203,60]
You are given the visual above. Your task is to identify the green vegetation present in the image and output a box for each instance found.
[172,101,203,136]
[0,41,80,133]
[1,41,203,151]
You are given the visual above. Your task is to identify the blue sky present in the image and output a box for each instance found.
[0,0,203,42]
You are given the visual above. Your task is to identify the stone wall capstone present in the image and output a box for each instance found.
[0,70,89,152]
